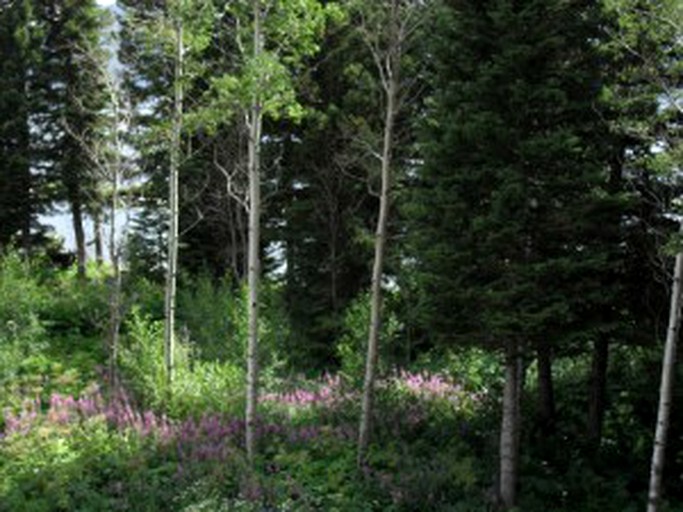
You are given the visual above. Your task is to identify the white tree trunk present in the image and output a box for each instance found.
[647,245,683,512]
[164,18,183,387]
[358,72,398,468]
[108,145,121,389]
[499,339,522,509]
[245,0,263,466]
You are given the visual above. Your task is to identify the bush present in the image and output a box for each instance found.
[119,309,245,418]
[0,253,49,383]
[0,393,181,511]
[39,263,110,338]
[415,348,503,394]
[177,274,244,363]
[177,275,290,373]
[336,291,402,384]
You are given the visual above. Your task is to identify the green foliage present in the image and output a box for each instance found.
[0,0,44,251]
[126,275,166,320]
[2,0,683,509]
[196,0,332,131]
[119,308,168,404]
[44,272,109,338]
[414,348,503,394]
[404,0,624,363]
[0,253,106,428]
[0,253,49,383]
[120,308,245,418]
[177,275,290,372]
[177,274,245,362]
[336,291,401,383]
[0,410,180,511]
[270,437,375,510]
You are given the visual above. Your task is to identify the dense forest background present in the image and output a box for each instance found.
[0,0,681,510]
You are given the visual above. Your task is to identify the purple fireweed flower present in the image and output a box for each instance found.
[396,370,461,401]
[262,373,347,412]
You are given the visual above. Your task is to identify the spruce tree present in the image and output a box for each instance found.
[407,0,617,506]
[33,0,107,277]
[0,0,40,253]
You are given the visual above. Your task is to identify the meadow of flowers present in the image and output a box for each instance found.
[0,366,490,511]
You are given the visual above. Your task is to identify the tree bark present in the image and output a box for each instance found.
[164,17,183,388]
[108,175,121,389]
[358,64,398,469]
[20,170,31,257]
[499,339,522,510]
[106,82,123,390]
[587,336,609,446]
[237,200,248,280]
[647,245,683,512]
[71,194,87,278]
[227,199,239,279]
[536,339,555,435]
[93,208,103,266]
[245,0,263,466]
[329,215,339,315]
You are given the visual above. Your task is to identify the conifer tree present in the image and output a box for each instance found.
[407,0,616,506]
[0,0,37,253]
[35,0,106,277]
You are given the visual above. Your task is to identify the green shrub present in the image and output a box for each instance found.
[44,275,109,337]
[177,275,290,373]
[119,308,245,418]
[0,409,179,511]
[118,308,168,406]
[336,291,401,384]
[413,348,503,394]
[0,253,50,383]
[126,275,166,323]
[177,274,241,362]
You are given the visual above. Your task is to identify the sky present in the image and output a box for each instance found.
[97,0,116,6]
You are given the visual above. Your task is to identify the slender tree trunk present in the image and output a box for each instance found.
[647,246,683,512]
[20,66,32,258]
[245,0,263,466]
[93,209,103,266]
[329,217,339,315]
[71,194,87,278]
[106,91,124,389]
[358,74,397,468]
[227,200,239,278]
[499,339,522,509]
[588,336,609,446]
[164,18,183,388]
[108,169,121,389]
[536,340,555,435]
[237,202,248,281]
[20,171,31,256]
[106,68,126,390]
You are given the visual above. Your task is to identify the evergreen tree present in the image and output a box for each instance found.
[406,0,617,506]
[33,0,107,277]
[0,0,41,253]
[583,0,680,447]
[117,0,173,280]
[271,23,379,368]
